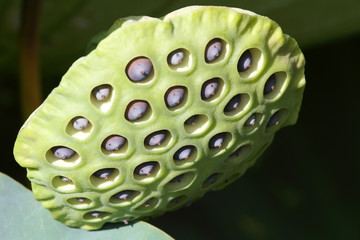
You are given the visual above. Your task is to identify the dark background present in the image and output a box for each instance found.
[1,1,359,239]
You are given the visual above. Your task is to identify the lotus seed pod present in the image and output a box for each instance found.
[13,6,305,230]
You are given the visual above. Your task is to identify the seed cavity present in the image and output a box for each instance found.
[224,95,241,112]
[205,38,223,63]
[165,86,187,108]
[84,211,110,220]
[59,176,71,182]
[244,113,257,127]
[267,111,280,127]
[166,195,187,209]
[209,133,227,149]
[102,135,127,151]
[168,49,184,65]
[126,57,153,82]
[203,173,221,185]
[110,190,141,205]
[165,172,195,191]
[184,114,209,135]
[174,146,195,161]
[72,117,89,130]
[237,49,252,72]
[93,168,115,179]
[184,115,199,126]
[136,197,159,211]
[67,197,92,208]
[134,162,159,177]
[144,130,169,147]
[126,100,149,121]
[92,84,112,101]
[264,74,277,95]
[201,78,221,100]
[52,147,75,160]
[226,144,252,164]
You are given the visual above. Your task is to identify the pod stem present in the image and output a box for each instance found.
[19,0,42,120]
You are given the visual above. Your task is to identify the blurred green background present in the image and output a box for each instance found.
[1,0,359,239]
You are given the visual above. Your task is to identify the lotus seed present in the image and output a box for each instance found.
[93,85,111,101]
[103,135,126,151]
[170,174,184,183]
[202,79,219,100]
[145,131,167,146]
[76,198,87,202]
[204,173,219,184]
[113,190,135,200]
[267,111,280,127]
[205,39,222,62]
[52,147,75,160]
[264,74,277,95]
[245,114,257,126]
[174,146,194,160]
[59,176,71,182]
[165,87,185,107]
[135,162,158,176]
[126,57,153,81]
[93,168,115,179]
[237,49,252,72]
[229,146,244,158]
[143,198,154,207]
[184,115,199,125]
[224,95,241,112]
[126,101,148,121]
[168,49,184,65]
[72,117,89,130]
[89,211,105,218]
[209,133,226,148]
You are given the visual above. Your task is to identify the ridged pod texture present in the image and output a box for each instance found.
[13,6,305,230]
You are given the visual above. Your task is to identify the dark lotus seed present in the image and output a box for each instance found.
[126,101,148,121]
[113,190,135,200]
[145,131,167,146]
[93,85,111,101]
[245,114,257,126]
[267,111,280,127]
[168,49,184,66]
[72,117,89,130]
[93,168,115,179]
[237,49,252,72]
[59,176,71,182]
[205,39,222,62]
[144,198,154,207]
[170,174,184,183]
[204,173,219,184]
[53,147,75,160]
[89,211,105,218]
[184,115,199,125]
[264,74,277,95]
[126,57,153,81]
[224,94,241,112]
[103,135,126,151]
[229,146,244,158]
[165,87,185,107]
[174,146,194,160]
[201,79,219,100]
[135,162,158,176]
[76,197,87,202]
[209,133,226,148]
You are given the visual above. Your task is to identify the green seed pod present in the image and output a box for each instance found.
[13,6,305,230]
